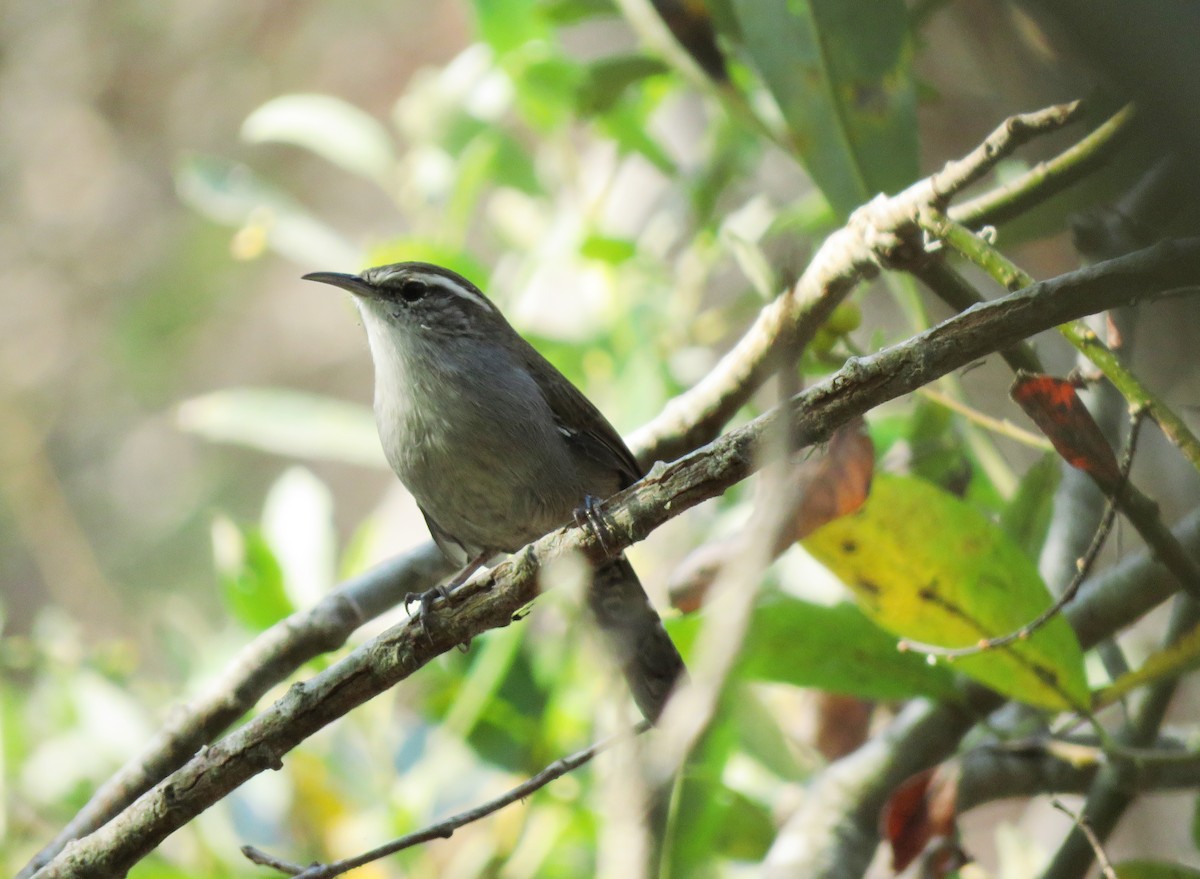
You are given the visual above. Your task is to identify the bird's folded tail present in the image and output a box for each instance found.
[587,555,687,722]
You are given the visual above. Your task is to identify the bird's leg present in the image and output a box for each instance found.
[405,551,491,630]
[574,494,615,556]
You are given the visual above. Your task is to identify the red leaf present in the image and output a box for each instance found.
[1011,373,1122,489]
[881,763,961,873]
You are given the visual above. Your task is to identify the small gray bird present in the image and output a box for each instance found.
[305,262,685,721]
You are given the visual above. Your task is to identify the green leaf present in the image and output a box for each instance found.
[867,399,1005,512]
[486,130,542,193]
[177,387,385,468]
[907,397,972,495]
[212,517,293,630]
[471,0,549,55]
[1194,793,1200,852]
[728,685,804,780]
[802,474,1089,711]
[663,687,787,873]
[580,234,637,264]
[689,114,765,226]
[731,0,917,217]
[242,94,396,186]
[705,0,741,42]
[463,648,546,772]
[445,130,541,232]
[596,99,678,175]
[711,788,776,861]
[1114,862,1200,879]
[739,593,958,701]
[576,54,670,116]
[443,625,527,738]
[724,232,777,299]
[129,861,226,879]
[1000,453,1061,560]
[538,0,618,25]
[507,49,585,131]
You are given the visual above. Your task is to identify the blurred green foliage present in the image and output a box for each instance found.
[7,2,1186,878]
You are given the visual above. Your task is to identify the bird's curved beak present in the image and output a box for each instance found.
[302,271,380,299]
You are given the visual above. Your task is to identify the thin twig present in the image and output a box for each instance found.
[1050,800,1119,879]
[899,408,1146,658]
[928,101,1084,206]
[916,386,1054,451]
[951,104,1136,229]
[244,722,650,878]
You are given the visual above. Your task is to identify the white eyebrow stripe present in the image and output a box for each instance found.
[420,272,497,311]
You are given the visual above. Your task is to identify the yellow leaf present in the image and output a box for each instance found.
[802,474,1088,711]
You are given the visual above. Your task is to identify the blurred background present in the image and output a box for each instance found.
[0,1,470,640]
[4,1,1200,877]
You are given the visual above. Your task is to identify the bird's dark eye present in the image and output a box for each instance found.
[398,279,428,303]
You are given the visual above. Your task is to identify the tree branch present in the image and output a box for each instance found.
[956,736,1200,811]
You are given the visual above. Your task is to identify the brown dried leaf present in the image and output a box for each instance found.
[666,419,874,610]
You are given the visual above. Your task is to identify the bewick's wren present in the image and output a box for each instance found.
[305,262,685,721]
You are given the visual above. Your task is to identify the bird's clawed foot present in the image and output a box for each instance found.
[405,552,490,638]
[574,494,615,555]
[403,583,452,635]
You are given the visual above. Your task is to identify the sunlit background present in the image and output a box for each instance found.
[4,2,1200,877]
